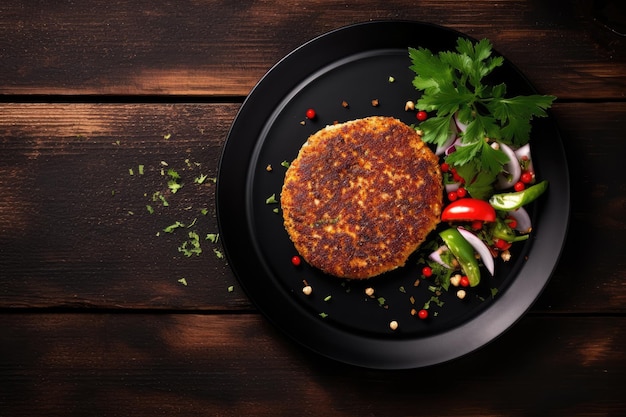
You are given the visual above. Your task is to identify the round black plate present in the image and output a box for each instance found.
[216,21,569,369]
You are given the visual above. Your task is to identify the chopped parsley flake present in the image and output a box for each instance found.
[206,233,219,243]
[152,191,169,207]
[213,248,224,259]
[265,193,278,204]
[194,173,208,184]
[178,231,202,257]
[319,312,328,319]
[167,169,183,193]
[423,296,444,310]
[178,278,188,286]
[228,285,234,293]
[163,221,185,233]
[146,205,154,214]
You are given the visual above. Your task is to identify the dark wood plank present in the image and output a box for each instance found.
[534,103,626,312]
[0,0,624,99]
[1,313,624,416]
[1,102,625,312]
[0,103,247,309]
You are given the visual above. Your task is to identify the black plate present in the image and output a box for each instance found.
[216,21,569,369]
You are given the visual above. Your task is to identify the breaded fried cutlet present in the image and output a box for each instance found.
[281,116,442,279]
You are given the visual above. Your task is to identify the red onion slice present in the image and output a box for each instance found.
[429,245,451,269]
[444,137,464,156]
[435,118,458,156]
[496,142,522,190]
[507,207,532,233]
[457,227,495,276]
[515,143,534,173]
[445,182,460,193]
[453,112,468,133]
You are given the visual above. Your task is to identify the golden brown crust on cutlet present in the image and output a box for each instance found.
[281,116,442,279]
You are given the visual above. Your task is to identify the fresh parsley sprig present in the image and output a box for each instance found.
[409,38,556,198]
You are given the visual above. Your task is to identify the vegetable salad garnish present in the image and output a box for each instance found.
[409,37,556,296]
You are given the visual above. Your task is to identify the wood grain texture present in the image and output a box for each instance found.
[0,0,624,98]
[1,1,625,414]
[0,103,245,309]
[1,102,625,312]
[1,313,624,417]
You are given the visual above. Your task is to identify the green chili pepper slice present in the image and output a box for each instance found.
[439,227,481,287]
[489,180,549,211]
[492,218,531,243]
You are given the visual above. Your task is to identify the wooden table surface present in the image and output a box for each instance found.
[1,1,625,416]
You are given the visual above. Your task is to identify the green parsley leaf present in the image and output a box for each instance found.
[409,37,555,175]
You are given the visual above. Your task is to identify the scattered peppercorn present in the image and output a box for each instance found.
[520,171,533,184]
[418,309,429,319]
[416,110,428,121]
[305,108,316,119]
[291,255,302,266]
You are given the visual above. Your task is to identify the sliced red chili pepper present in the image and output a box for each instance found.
[441,198,497,223]
[493,238,512,251]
